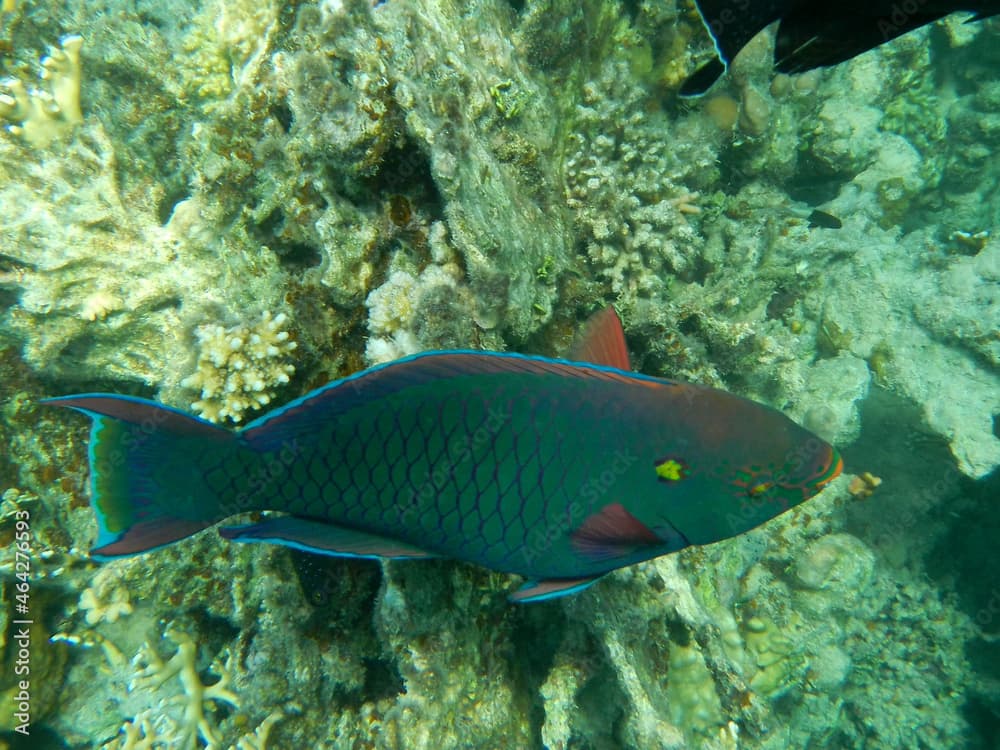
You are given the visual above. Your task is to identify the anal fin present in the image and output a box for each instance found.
[219,516,438,560]
[510,576,602,603]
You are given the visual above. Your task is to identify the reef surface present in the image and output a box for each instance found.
[0,1,998,748]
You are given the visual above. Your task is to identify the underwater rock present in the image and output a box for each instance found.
[367,0,571,338]
[797,353,871,445]
[792,533,875,595]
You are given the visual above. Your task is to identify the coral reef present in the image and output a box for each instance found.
[128,624,240,750]
[79,570,133,626]
[364,257,469,364]
[2,0,998,748]
[0,123,293,403]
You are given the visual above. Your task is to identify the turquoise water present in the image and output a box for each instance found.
[0,1,998,747]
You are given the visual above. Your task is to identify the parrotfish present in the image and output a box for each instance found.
[682,0,1000,96]
[46,308,842,602]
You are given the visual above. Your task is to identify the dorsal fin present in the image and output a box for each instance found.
[240,349,656,451]
[567,307,631,370]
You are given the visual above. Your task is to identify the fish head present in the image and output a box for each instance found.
[648,383,843,544]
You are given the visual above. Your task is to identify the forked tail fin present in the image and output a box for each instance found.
[43,395,240,559]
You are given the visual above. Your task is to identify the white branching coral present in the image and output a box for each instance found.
[112,711,160,750]
[0,34,84,147]
[182,311,297,424]
[129,624,240,750]
[77,564,134,626]
[236,710,286,750]
[79,584,133,626]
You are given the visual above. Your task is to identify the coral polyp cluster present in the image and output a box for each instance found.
[183,312,297,423]
[0,34,83,146]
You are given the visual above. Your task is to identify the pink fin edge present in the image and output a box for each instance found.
[567,306,631,370]
[510,576,602,602]
[571,502,663,560]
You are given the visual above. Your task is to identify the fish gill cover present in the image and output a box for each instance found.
[0,0,997,748]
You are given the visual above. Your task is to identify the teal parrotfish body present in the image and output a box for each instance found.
[46,308,842,602]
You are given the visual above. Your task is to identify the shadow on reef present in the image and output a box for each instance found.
[842,386,1000,748]
[287,549,404,706]
[928,466,1000,748]
[0,726,70,750]
[840,385,966,560]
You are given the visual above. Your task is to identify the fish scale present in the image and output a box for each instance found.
[45,308,842,602]
[291,375,587,574]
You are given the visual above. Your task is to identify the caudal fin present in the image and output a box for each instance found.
[43,395,238,559]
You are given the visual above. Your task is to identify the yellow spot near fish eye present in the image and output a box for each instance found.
[748,481,774,497]
[655,457,689,482]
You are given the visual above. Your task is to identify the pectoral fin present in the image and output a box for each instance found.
[571,502,665,562]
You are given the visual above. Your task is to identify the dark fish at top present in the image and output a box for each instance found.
[682,0,1000,96]
[44,308,842,603]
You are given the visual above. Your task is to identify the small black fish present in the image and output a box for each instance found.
[806,209,842,230]
[682,1,1000,97]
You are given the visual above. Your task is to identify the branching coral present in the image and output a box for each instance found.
[563,57,717,296]
[112,711,160,750]
[235,710,285,750]
[0,34,83,147]
[182,311,297,423]
[76,564,135,626]
[129,624,240,750]
[79,582,133,626]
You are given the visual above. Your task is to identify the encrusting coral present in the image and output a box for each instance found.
[363,261,466,365]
